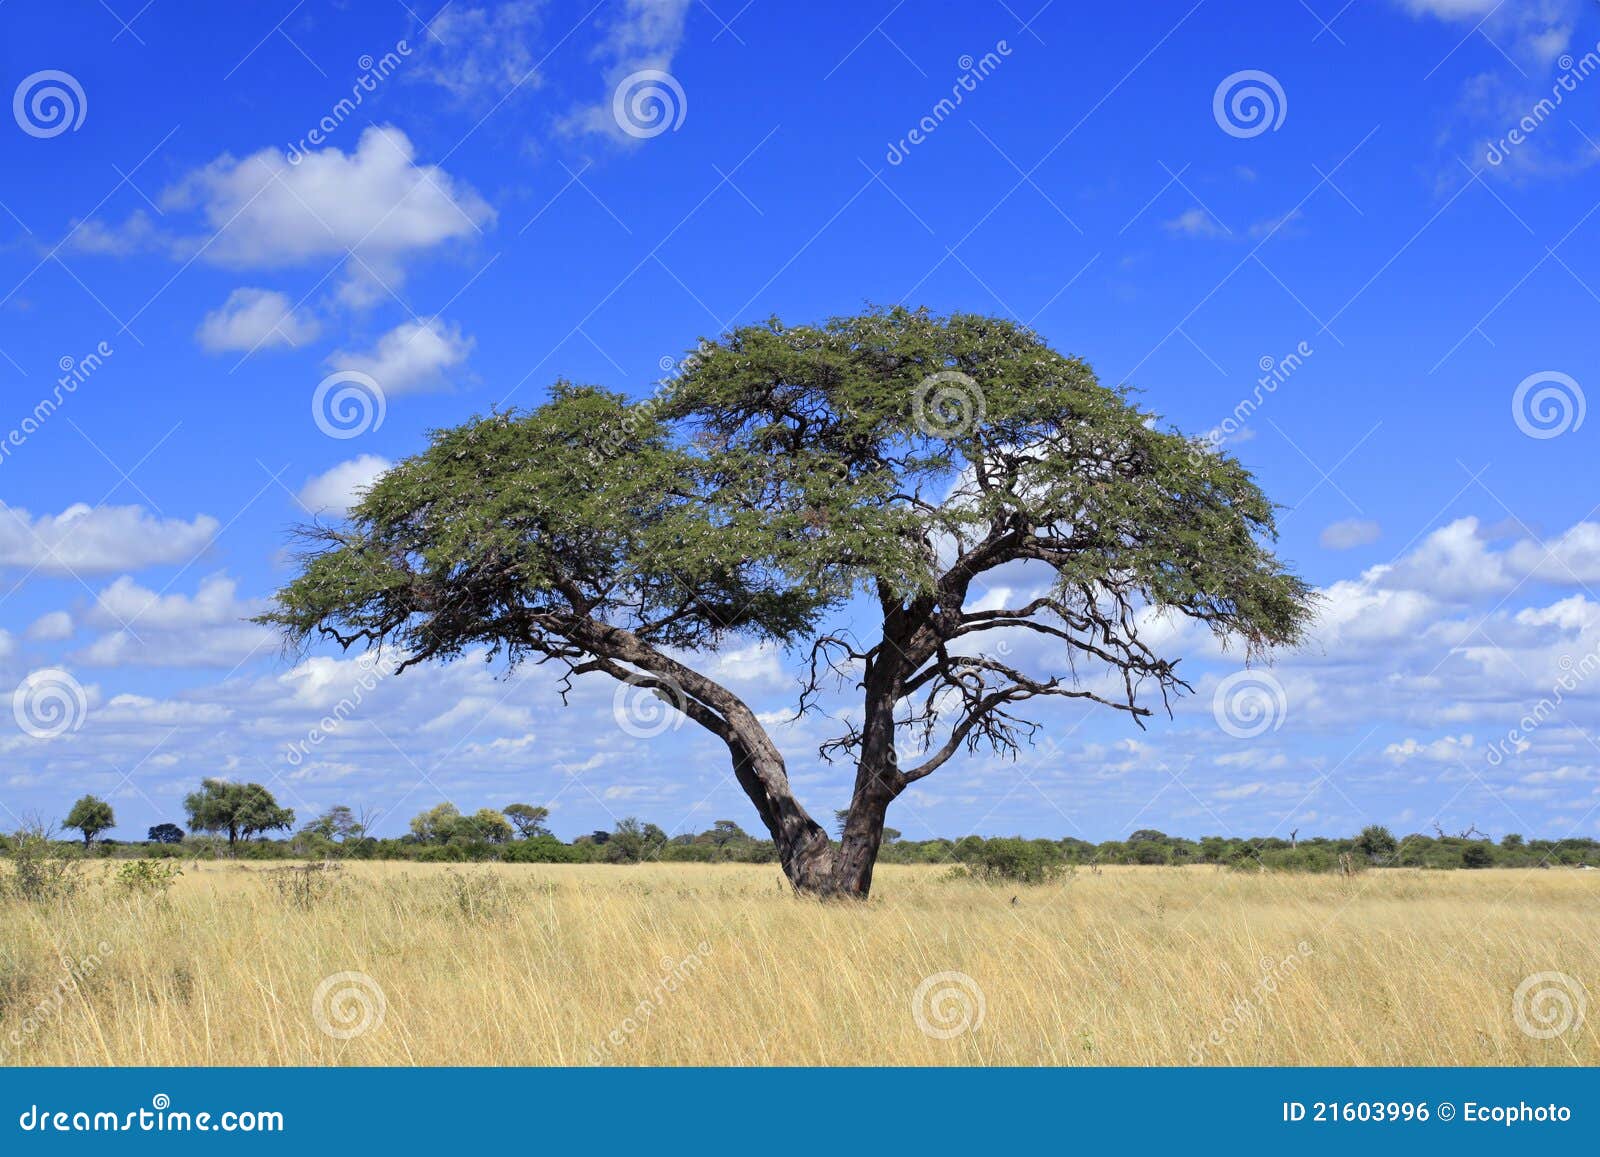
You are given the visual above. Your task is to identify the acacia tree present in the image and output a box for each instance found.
[64,794,115,847]
[183,779,294,850]
[262,309,1312,898]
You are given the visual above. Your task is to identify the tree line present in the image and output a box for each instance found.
[14,784,1600,873]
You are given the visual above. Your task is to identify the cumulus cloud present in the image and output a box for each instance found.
[74,126,494,307]
[74,574,274,668]
[1320,518,1382,550]
[326,318,472,394]
[0,504,218,575]
[26,611,74,641]
[196,288,319,353]
[299,455,393,516]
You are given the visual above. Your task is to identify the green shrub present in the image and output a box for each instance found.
[113,858,183,897]
[956,837,1069,885]
[6,825,82,902]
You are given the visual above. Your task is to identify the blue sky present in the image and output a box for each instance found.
[0,0,1598,845]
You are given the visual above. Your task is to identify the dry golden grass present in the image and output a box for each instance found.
[2,860,1596,1066]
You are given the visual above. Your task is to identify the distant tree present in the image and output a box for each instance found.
[1354,824,1398,864]
[259,308,1313,898]
[1128,829,1169,844]
[147,822,185,845]
[303,805,365,843]
[63,795,115,847]
[409,802,461,843]
[1461,842,1495,869]
[183,779,294,850]
[709,819,749,847]
[607,817,668,864]
[502,803,551,839]
[465,808,514,844]
[1501,833,1524,849]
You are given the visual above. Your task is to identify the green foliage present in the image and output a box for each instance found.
[64,794,115,846]
[502,803,551,839]
[183,780,294,849]
[114,858,183,897]
[6,824,82,902]
[605,818,669,864]
[147,823,185,844]
[1354,825,1398,863]
[954,837,1069,885]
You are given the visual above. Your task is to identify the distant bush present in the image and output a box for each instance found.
[113,858,183,897]
[6,824,82,902]
[955,837,1069,885]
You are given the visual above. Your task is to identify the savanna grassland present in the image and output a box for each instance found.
[2,861,1596,1066]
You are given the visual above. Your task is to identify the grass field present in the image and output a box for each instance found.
[2,860,1595,1066]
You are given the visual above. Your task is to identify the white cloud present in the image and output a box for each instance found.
[1320,518,1382,550]
[412,3,545,102]
[560,0,693,140]
[27,611,74,641]
[1377,517,1511,600]
[299,455,393,517]
[1163,208,1227,239]
[326,318,472,394]
[1395,0,1577,62]
[1384,734,1476,763]
[196,288,319,353]
[0,504,218,575]
[75,574,274,668]
[80,126,494,307]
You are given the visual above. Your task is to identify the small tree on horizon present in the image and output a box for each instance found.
[63,794,115,847]
[148,823,185,844]
[261,308,1313,899]
[502,803,551,839]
